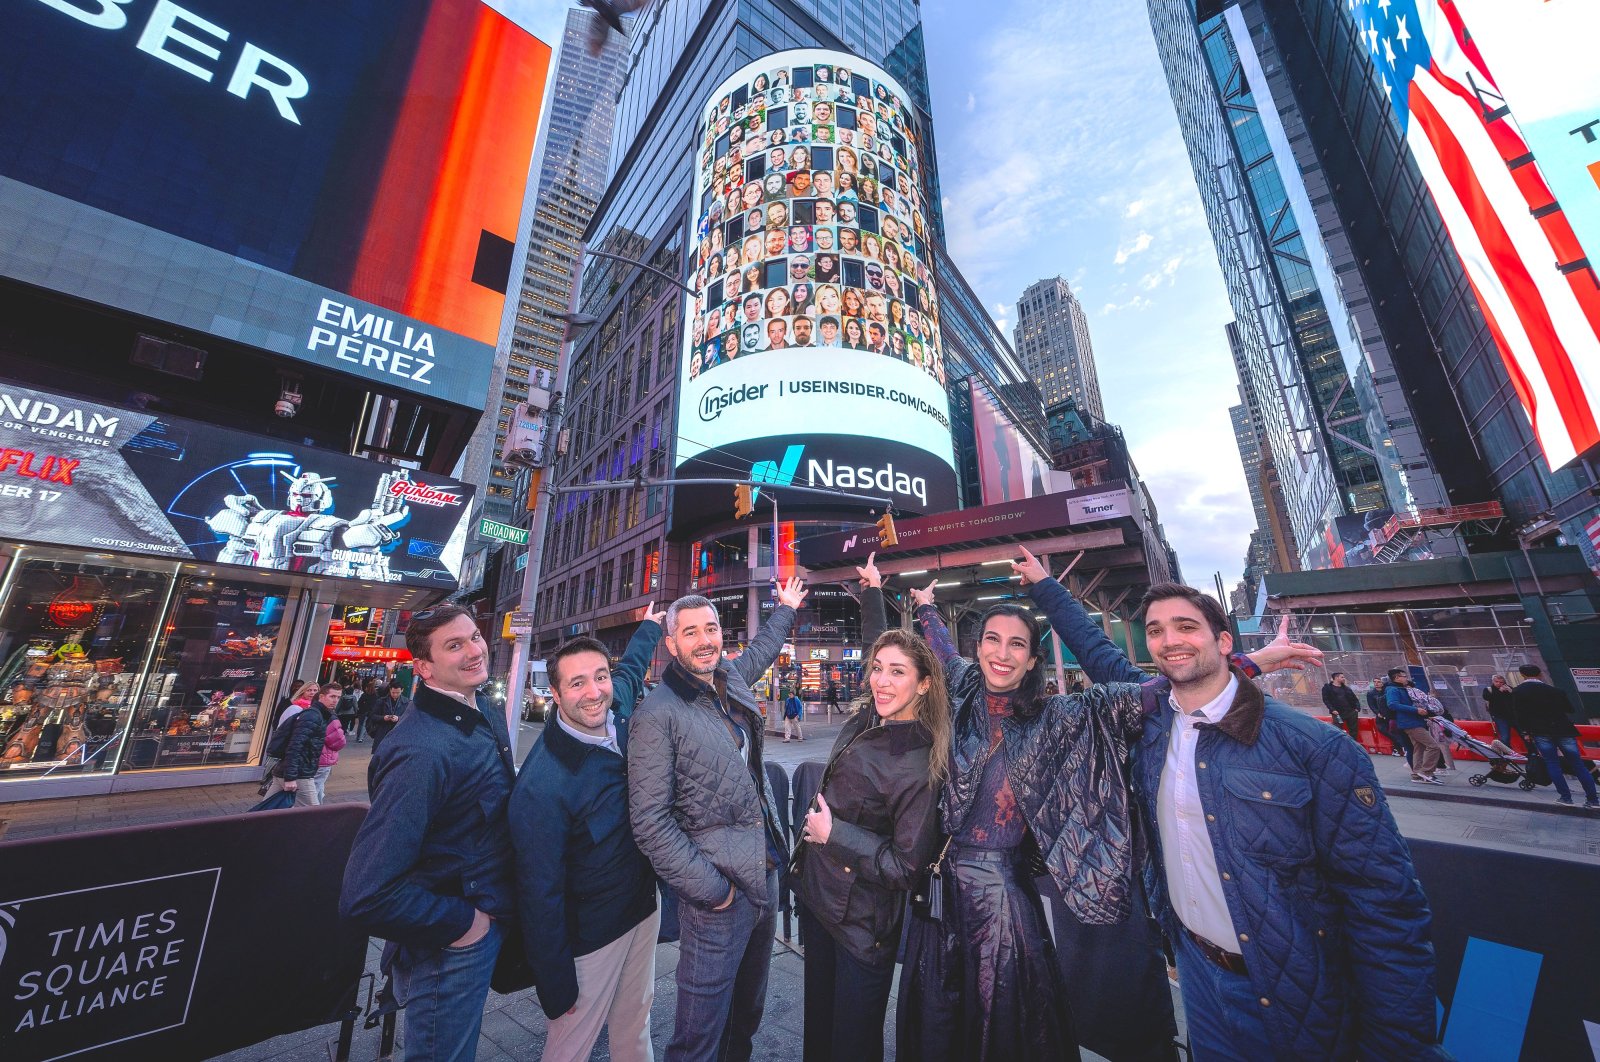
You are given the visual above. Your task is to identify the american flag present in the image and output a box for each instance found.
[1349,0,1600,470]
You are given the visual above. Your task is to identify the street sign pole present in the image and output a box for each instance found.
[503,247,586,757]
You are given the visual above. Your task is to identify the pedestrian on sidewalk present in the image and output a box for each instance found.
[1387,669,1445,783]
[1044,564,1446,1061]
[783,687,805,742]
[1483,674,1519,748]
[826,681,840,717]
[259,681,314,795]
[340,604,517,1062]
[1369,676,1411,763]
[1512,664,1599,809]
[628,579,807,1062]
[794,554,945,1062]
[356,678,379,744]
[262,684,334,807]
[336,683,359,736]
[511,605,665,1062]
[365,680,412,790]
[314,683,348,803]
[1321,672,1363,744]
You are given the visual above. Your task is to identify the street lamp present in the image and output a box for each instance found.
[501,245,696,754]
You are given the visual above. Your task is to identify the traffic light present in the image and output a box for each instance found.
[876,510,898,547]
[734,483,755,519]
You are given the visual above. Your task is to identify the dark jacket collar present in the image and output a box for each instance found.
[542,705,622,769]
[663,658,723,702]
[413,682,486,736]
[847,709,934,752]
[1143,667,1266,746]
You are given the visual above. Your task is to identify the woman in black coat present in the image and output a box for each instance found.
[792,554,950,1062]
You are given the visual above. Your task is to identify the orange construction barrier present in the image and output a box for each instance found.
[1315,716,1600,762]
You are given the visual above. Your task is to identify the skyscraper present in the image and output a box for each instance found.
[1150,0,1598,575]
[465,9,629,527]
[1012,276,1105,420]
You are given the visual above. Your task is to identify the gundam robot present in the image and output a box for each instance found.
[206,470,411,580]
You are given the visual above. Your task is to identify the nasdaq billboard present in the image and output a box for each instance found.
[675,49,958,527]
[0,0,550,409]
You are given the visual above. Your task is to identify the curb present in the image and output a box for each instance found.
[1380,779,1597,817]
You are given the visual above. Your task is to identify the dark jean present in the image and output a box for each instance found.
[393,919,503,1062]
[1533,735,1599,803]
[1492,718,1515,748]
[1389,724,1413,766]
[799,903,894,1062]
[668,868,778,1062]
[1174,929,1274,1062]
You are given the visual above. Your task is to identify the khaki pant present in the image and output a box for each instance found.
[783,716,804,741]
[542,908,658,1062]
[263,772,320,807]
[1406,725,1445,776]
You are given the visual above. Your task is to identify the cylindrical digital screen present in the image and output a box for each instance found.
[674,49,958,528]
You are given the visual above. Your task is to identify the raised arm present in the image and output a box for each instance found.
[911,581,973,693]
[856,552,888,647]
[626,704,733,909]
[611,604,665,722]
[732,577,805,685]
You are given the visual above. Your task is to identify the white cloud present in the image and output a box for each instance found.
[1139,256,1184,289]
[1113,232,1153,265]
[965,92,977,113]
[1100,294,1152,314]
[1124,199,1146,218]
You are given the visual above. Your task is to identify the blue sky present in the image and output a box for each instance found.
[490,0,1256,589]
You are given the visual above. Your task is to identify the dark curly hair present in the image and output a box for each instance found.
[978,604,1047,720]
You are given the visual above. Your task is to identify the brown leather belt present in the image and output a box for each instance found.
[1184,926,1248,976]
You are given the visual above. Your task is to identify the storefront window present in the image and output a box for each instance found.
[0,558,172,781]
[120,576,287,772]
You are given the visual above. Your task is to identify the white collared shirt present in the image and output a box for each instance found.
[555,709,621,756]
[1156,674,1241,951]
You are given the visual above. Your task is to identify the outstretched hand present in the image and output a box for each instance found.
[1011,546,1049,587]
[855,551,882,589]
[908,578,938,608]
[643,601,667,626]
[775,576,809,610]
[1249,612,1324,674]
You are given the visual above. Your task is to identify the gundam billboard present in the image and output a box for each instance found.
[0,382,474,589]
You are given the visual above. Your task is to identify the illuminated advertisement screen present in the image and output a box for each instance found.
[1347,0,1600,469]
[969,379,1058,506]
[0,382,475,588]
[675,50,958,527]
[0,0,550,409]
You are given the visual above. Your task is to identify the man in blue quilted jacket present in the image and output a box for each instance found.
[1022,558,1448,1060]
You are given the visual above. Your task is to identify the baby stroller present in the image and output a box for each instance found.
[1434,718,1540,791]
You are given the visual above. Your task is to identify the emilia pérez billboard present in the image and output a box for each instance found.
[0,0,550,409]
[0,382,475,589]
[1345,0,1600,469]
[676,49,958,526]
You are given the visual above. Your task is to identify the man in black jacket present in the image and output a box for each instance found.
[1321,672,1363,743]
[262,683,338,807]
[1512,664,1598,809]
[510,607,663,1062]
[364,680,413,790]
[339,605,517,1062]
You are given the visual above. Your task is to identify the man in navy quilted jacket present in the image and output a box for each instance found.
[1023,560,1448,1060]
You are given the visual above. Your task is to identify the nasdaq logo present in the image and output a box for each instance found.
[750,445,804,501]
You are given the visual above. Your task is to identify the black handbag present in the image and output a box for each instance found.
[910,835,954,923]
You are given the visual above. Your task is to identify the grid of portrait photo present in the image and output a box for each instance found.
[688,57,945,385]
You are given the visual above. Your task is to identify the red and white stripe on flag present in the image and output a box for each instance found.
[1404,1,1600,471]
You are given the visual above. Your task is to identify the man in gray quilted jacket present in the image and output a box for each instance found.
[628,577,807,1062]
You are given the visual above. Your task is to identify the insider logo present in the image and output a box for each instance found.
[698,383,768,422]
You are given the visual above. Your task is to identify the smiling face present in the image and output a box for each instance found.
[1144,597,1231,691]
[414,614,489,697]
[977,614,1038,693]
[869,644,930,723]
[553,649,613,737]
[665,606,724,678]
